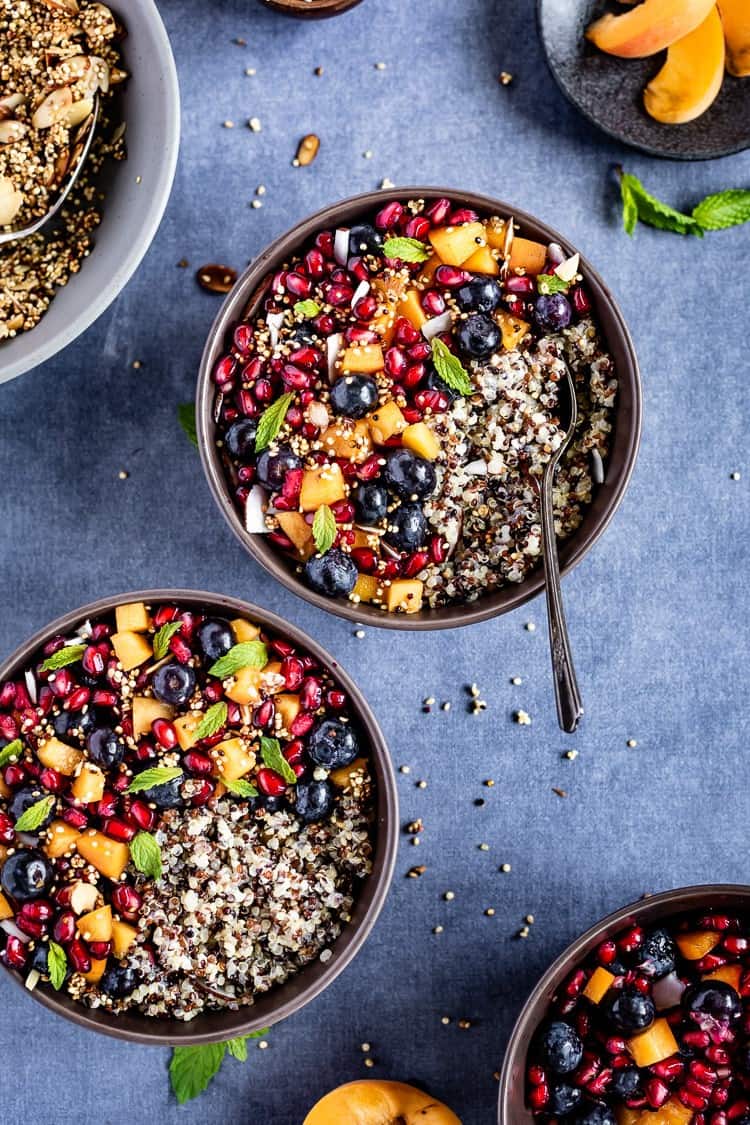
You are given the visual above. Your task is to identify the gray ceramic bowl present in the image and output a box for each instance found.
[0,0,180,384]
[498,884,750,1123]
[258,0,363,16]
[0,590,398,1045]
[197,187,642,631]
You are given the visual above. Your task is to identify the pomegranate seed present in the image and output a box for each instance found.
[88,940,113,959]
[528,1065,546,1087]
[168,635,192,664]
[16,914,45,939]
[0,682,16,708]
[403,550,429,578]
[278,657,303,691]
[401,406,423,424]
[403,362,425,389]
[351,547,378,573]
[304,247,326,278]
[214,355,237,387]
[331,499,355,523]
[652,1058,684,1079]
[92,689,118,707]
[39,767,64,794]
[190,779,215,806]
[645,1078,670,1109]
[375,200,404,229]
[434,265,470,288]
[48,669,74,699]
[348,256,370,283]
[103,817,136,843]
[226,702,242,726]
[290,712,315,738]
[3,762,25,787]
[285,272,311,298]
[283,739,306,766]
[587,1068,613,1096]
[254,378,273,403]
[3,935,27,969]
[394,317,420,346]
[129,800,156,831]
[253,700,275,730]
[691,1061,718,1084]
[448,207,480,225]
[62,807,88,829]
[134,739,157,762]
[425,198,451,225]
[697,952,728,972]
[404,215,430,240]
[313,311,335,335]
[270,639,295,659]
[63,686,90,713]
[42,635,66,657]
[572,286,591,315]
[575,1009,591,1039]
[429,535,446,564]
[415,388,449,413]
[110,886,141,923]
[268,530,294,550]
[356,454,383,481]
[21,900,53,924]
[528,1083,549,1111]
[326,690,346,711]
[82,644,105,677]
[232,323,254,355]
[353,294,378,321]
[0,811,14,844]
[257,768,286,796]
[723,935,749,955]
[384,346,408,378]
[68,939,91,974]
[95,791,117,819]
[618,925,644,954]
[325,283,354,307]
[53,911,76,944]
[504,274,536,295]
[707,1047,731,1066]
[299,677,322,712]
[151,717,178,750]
[604,1037,627,1056]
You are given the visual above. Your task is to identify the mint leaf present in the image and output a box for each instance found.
[47,941,67,990]
[209,641,268,679]
[0,739,22,769]
[431,337,473,396]
[255,391,295,452]
[226,1037,248,1061]
[193,701,228,741]
[620,175,638,237]
[260,736,296,786]
[127,766,183,794]
[170,1043,227,1104]
[221,777,259,798]
[130,831,162,879]
[383,236,430,263]
[692,189,750,231]
[537,274,569,296]
[152,620,183,660]
[178,402,198,448]
[618,171,702,237]
[294,299,321,318]
[40,644,86,673]
[14,795,55,833]
[312,504,336,554]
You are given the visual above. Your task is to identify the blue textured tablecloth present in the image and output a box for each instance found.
[1,1,749,1122]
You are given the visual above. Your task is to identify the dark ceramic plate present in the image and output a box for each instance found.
[538,0,750,160]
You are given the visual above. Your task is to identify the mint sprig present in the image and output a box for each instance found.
[40,645,86,673]
[152,620,183,660]
[617,171,750,238]
[130,830,162,879]
[312,504,336,555]
[293,299,321,318]
[193,701,228,741]
[178,402,198,448]
[255,391,295,453]
[260,736,296,786]
[538,274,569,296]
[14,795,55,833]
[127,766,183,794]
[0,739,22,769]
[692,189,750,231]
[209,641,268,679]
[169,1031,269,1104]
[47,941,67,990]
[221,777,259,798]
[431,338,473,396]
[383,236,431,263]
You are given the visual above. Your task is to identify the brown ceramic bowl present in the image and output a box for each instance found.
[257,0,363,17]
[197,187,642,631]
[0,589,398,1045]
[498,884,750,1123]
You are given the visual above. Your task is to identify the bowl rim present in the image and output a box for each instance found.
[0,0,181,384]
[196,186,642,632]
[497,883,750,1123]
[258,0,364,15]
[0,588,399,1045]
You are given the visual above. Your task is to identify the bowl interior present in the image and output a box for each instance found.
[0,590,398,1045]
[0,0,180,384]
[498,885,750,1123]
[197,187,642,631]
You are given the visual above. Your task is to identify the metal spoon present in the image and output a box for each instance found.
[539,359,584,734]
[0,97,98,247]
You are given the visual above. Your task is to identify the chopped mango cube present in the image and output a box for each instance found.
[210,736,255,781]
[396,288,428,331]
[275,693,301,730]
[330,756,369,789]
[675,931,720,960]
[402,422,440,461]
[368,400,406,445]
[496,309,530,351]
[705,963,742,990]
[462,244,500,276]
[44,819,80,859]
[111,630,153,671]
[132,696,174,740]
[276,510,314,553]
[173,712,202,751]
[231,618,261,643]
[341,344,384,373]
[627,1017,678,1068]
[0,891,13,921]
[112,919,138,958]
[323,419,373,464]
[71,764,106,804]
[37,737,83,776]
[77,904,112,943]
[583,966,616,1004]
[429,222,485,265]
[508,236,547,275]
[385,579,424,614]
[299,464,346,511]
[353,574,380,603]
[115,602,151,633]
[76,831,130,881]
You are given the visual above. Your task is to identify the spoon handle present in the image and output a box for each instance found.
[540,465,584,734]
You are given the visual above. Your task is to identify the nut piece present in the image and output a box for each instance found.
[32,87,73,129]
[196,264,237,294]
[295,133,320,167]
[0,121,29,145]
[69,880,99,915]
[42,0,80,12]
[0,176,23,227]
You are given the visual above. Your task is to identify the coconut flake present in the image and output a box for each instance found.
[74,618,93,639]
[350,280,370,308]
[0,919,31,943]
[465,459,488,476]
[421,311,453,341]
[245,487,269,534]
[24,669,37,704]
[266,311,285,350]
[70,881,99,916]
[591,448,605,485]
[334,228,350,266]
[25,969,40,991]
[307,401,330,430]
[652,971,686,1010]
[555,252,580,284]
[327,333,343,382]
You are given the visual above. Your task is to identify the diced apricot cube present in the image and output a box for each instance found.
[77,904,112,943]
[353,574,380,603]
[132,696,174,740]
[76,831,130,881]
[323,420,373,465]
[173,713,202,751]
[644,1097,692,1124]
[45,820,80,859]
[341,344,384,374]
[37,737,83,776]
[396,288,427,331]
[496,309,530,351]
[627,1017,678,1068]
[385,579,424,614]
[115,602,151,633]
[0,891,13,921]
[508,236,547,275]
[330,756,369,789]
[484,219,507,251]
[352,529,379,550]
[417,253,441,285]
[275,693,301,730]
[111,630,153,671]
[83,959,108,984]
[299,464,346,511]
[225,667,264,705]
[210,736,255,781]
[462,244,500,276]
[675,931,720,960]
[583,966,615,1004]
[277,511,314,553]
[402,422,440,461]
[705,963,742,990]
[429,222,485,266]
[368,400,406,445]
[112,919,138,958]
[231,618,261,643]
[71,764,105,804]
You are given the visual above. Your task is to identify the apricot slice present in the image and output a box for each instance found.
[583,966,616,1004]
[276,511,314,554]
[367,401,406,445]
[231,618,261,643]
[76,831,130,881]
[341,344,384,374]
[719,0,750,76]
[627,1017,678,1067]
[77,904,112,943]
[644,6,725,124]
[587,0,716,57]
[675,930,720,959]
[45,820,81,859]
[429,222,485,266]
[115,601,151,633]
[299,464,346,511]
[385,579,424,614]
[132,696,174,740]
[402,422,440,461]
[508,237,547,275]
[304,1080,462,1125]
[353,574,380,603]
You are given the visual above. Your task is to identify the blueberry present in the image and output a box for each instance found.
[455,276,503,314]
[549,1083,582,1117]
[537,1021,583,1076]
[196,618,235,662]
[139,775,184,809]
[354,482,388,525]
[255,446,303,492]
[30,941,52,977]
[289,320,319,348]
[260,795,287,814]
[295,780,334,823]
[682,980,742,1025]
[308,719,359,769]
[423,365,458,404]
[9,787,54,829]
[329,374,379,419]
[574,1105,616,1125]
[455,313,501,359]
[100,964,140,999]
[224,419,258,461]
[1,849,54,902]
[384,502,427,552]
[609,1067,641,1100]
[86,726,126,770]
[53,706,101,740]
[638,929,676,979]
[152,661,196,706]
[534,293,572,333]
[383,448,436,500]
[348,224,383,258]
[601,986,655,1035]
[304,548,358,599]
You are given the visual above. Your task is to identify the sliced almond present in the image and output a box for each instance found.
[0,94,25,120]
[81,2,117,41]
[109,66,128,86]
[88,56,110,93]
[42,0,80,12]
[0,176,23,227]
[196,264,237,294]
[52,54,91,84]
[32,87,73,130]
[66,96,93,128]
[69,881,99,916]
[295,134,320,167]
[554,252,580,284]
[0,120,28,145]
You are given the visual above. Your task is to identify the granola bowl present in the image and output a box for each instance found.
[0,0,180,384]
[0,590,398,1044]
[197,188,642,631]
[258,0,364,16]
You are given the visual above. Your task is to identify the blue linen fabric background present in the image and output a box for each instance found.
[1,1,749,1122]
